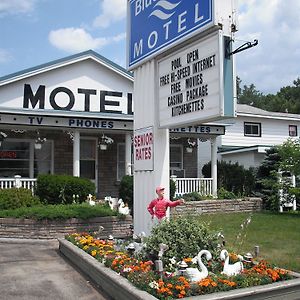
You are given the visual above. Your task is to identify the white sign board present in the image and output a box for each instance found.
[133,126,154,171]
[158,30,231,128]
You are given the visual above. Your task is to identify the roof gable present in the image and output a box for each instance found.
[0,50,133,86]
[237,104,300,121]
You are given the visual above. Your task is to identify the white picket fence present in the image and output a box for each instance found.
[172,176,213,197]
[0,175,37,194]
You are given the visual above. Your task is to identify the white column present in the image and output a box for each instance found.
[133,60,170,235]
[73,131,80,177]
[125,133,132,176]
[210,137,218,198]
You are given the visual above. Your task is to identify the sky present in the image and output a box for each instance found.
[0,0,299,95]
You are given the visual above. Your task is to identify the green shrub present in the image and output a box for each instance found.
[0,188,40,210]
[182,191,203,201]
[35,174,95,205]
[144,217,219,269]
[119,175,134,212]
[202,160,256,196]
[217,187,237,199]
[169,179,176,200]
[0,203,117,220]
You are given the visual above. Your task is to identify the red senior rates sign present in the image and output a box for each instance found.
[134,126,154,171]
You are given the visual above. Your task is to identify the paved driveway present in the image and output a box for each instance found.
[0,239,110,300]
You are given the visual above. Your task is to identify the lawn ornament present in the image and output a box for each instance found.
[220,249,244,276]
[104,196,118,210]
[118,199,130,215]
[186,250,212,282]
[87,194,95,206]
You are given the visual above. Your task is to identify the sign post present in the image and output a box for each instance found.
[128,0,237,234]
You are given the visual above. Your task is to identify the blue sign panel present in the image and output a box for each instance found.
[128,0,213,69]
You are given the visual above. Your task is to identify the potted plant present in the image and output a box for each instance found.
[185,138,197,153]
[98,134,114,150]
[0,131,7,147]
[35,136,47,149]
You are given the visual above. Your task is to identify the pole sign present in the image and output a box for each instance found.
[128,0,213,69]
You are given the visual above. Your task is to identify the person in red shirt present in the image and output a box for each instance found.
[147,186,184,221]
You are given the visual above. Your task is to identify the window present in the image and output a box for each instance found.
[0,141,30,177]
[244,122,261,137]
[170,145,183,176]
[0,139,53,178]
[117,143,125,181]
[80,139,96,180]
[289,125,297,137]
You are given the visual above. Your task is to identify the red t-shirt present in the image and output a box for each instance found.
[147,197,182,219]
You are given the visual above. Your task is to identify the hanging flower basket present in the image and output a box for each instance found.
[98,134,114,151]
[35,137,46,149]
[185,138,197,153]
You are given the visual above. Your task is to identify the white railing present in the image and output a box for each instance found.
[171,177,213,197]
[0,175,37,194]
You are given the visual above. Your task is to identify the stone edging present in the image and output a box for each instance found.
[59,238,157,300]
[0,216,132,239]
[59,238,300,300]
[171,198,262,216]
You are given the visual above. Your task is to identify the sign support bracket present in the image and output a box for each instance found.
[226,39,258,59]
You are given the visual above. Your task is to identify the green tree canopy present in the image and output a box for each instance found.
[277,138,300,176]
[236,77,300,114]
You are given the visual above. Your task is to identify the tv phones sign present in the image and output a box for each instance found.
[128,0,213,69]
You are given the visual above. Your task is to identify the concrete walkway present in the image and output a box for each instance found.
[0,238,110,300]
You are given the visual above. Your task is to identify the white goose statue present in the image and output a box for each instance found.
[118,199,130,215]
[186,250,212,282]
[220,249,244,276]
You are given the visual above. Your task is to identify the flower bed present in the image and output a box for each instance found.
[62,232,300,300]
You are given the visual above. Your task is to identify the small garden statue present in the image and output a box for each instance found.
[147,186,184,222]
[118,199,130,215]
[186,250,212,282]
[220,249,244,276]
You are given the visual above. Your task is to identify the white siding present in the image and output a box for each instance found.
[0,59,133,113]
[221,151,265,169]
[222,116,300,147]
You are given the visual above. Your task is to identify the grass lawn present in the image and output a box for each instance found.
[199,211,300,272]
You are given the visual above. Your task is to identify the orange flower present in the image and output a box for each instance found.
[198,277,218,288]
[219,278,236,287]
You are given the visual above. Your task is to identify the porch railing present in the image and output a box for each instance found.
[171,176,213,197]
[0,175,213,198]
[0,175,37,194]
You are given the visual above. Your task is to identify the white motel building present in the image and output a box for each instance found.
[0,50,225,198]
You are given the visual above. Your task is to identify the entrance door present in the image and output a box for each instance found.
[80,138,98,192]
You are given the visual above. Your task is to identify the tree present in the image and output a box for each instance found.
[237,81,264,107]
[277,138,300,176]
[236,76,300,114]
[256,147,282,211]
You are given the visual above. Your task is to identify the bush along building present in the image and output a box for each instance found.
[0,50,225,198]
